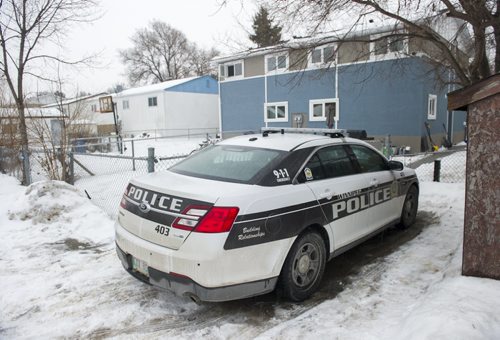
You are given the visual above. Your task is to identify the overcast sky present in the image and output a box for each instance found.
[41,0,257,96]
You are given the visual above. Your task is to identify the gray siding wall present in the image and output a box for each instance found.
[338,41,370,64]
[244,56,265,78]
[289,49,309,71]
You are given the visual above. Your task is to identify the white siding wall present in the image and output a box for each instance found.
[118,91,166,134]
[163,92,219,132]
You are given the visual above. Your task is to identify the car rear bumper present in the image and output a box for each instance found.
[116,243,277,302]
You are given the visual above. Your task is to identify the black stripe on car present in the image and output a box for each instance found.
[224,176,418,250]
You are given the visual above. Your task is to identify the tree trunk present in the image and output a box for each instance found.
[16,99,31,185]
[494,23,500,74]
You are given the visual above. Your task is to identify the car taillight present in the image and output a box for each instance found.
[120,189,128,208]
[172,205,239,233]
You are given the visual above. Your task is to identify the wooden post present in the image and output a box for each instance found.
[448,74,500,280]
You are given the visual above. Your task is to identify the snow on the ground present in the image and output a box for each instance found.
[391,153,429,166]
[0,175,198,339]
[254,182,500,340]
[1,154,499,339]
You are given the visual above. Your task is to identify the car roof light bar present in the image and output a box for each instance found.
[261,127,346,138]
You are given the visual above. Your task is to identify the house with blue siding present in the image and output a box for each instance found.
[113,76,219,136]
[214,25,466,152]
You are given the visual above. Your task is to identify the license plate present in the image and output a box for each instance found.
[131,257,149,277]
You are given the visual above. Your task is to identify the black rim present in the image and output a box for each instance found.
[404,191,417,221]
[291,241,321,288]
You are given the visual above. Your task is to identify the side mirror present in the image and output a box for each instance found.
[388,160,404,171]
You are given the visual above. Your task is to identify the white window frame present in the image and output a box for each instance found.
[264,101,288,123]
[220,60,244,81]
[308,44,336,68]
[122,100,129,110]
[265,53,288,74]
[428,94,437,120]
[309,98,339,122]
[148,96,157,107]
[369,33,407,60]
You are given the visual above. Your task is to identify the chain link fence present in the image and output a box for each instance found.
[391,146,467,183]
[67,136,204,217]
[0,146,23,181]
[1,136,467,219]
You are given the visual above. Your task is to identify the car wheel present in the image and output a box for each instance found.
[279,231,326,302]
[398,185,419,229]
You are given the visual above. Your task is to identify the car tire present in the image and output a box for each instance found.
[398,185,419,229]
[279,231,326,302]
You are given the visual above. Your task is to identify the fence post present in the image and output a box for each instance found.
[147,147,155,173]
[433,159,441,182]
[68,152,75,185]
[131,139,136,171]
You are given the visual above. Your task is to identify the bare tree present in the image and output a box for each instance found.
[28,90,95,182]
[0,0,98,184]
[265,0,499,86]
[120,20,219,85]
[189,46,219,78]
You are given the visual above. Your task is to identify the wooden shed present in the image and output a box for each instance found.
[448,74,500,280]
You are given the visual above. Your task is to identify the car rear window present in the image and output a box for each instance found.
[170,145,285,183]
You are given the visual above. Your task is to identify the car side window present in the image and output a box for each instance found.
[300,145,357,182]
[350,145,389,173]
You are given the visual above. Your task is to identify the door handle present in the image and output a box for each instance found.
[318,190,333,200]
[369,178,379,187]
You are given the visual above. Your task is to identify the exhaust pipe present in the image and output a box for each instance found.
[184,292,201,304]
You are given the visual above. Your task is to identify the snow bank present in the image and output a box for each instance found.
[8,180,111,243]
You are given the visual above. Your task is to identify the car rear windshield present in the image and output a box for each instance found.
[170,145,285,183]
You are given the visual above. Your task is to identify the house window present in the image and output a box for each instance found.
[148,97,157,107]
[91,104,97,112]
[266,53,288,73]
[428,94,437,120]
[220,60,243,80]
[309,98,339,123]
[371,34,406,57]
[265,102,288,122]
[122,100,129,110]
[310,45,336,66]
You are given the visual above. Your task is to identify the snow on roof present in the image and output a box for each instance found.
[116,76,202,97]
[213,11,467,64]
[212,21,404,64]
[42,93,107,108]
[0,107,63,118]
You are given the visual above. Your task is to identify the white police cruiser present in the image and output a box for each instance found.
[115,128,418,302]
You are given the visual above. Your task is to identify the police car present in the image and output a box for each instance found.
[115,128,419,302]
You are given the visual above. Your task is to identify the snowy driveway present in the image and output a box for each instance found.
[1,175,499,339]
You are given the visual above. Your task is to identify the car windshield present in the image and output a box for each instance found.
[170,145,285,183]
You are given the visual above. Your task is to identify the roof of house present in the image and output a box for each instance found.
[116,76,208,97]
[213,12,469,64]
[0,107,64,118]
[212,22,403,64]
[42,93,107,108]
